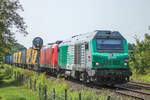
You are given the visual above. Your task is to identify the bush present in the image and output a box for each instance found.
[129,34,150,74]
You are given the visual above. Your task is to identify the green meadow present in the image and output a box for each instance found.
[0,64,108,100]
[0,65,38,100]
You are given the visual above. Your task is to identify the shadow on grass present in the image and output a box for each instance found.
[5,96,26,100]
[0,96,26,100]
[0,73,24,88]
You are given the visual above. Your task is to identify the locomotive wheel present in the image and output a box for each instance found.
[86,75,90,83]
[75,71,80,80]
[79,73,84,82]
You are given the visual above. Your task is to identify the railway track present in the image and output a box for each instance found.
[114,91,144,100]
[66,80,150,100]
[127,81,150,89]
[114,86,150,100]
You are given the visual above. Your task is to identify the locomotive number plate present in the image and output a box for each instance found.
[108,56,116,59]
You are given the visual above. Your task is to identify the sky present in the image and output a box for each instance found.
[16,0,150,48]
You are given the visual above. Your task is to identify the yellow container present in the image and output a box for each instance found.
[26,49,32,64]
[13,53,16,64]
[18,51,22,64]
[16,52,19,64]
[31,49,38,64]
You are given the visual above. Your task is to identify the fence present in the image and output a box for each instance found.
[13,71,86,100]
[10,68,112,100]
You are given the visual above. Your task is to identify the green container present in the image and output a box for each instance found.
[58,45,68,67]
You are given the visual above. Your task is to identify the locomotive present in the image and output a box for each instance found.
[5,30,132,85]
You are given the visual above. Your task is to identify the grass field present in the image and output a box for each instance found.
[0,65,108,100]
[0,67,38,100]
[130,69,150,82]
[131,73,150,83]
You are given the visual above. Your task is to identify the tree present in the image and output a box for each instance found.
[130,34,150,74]
[10,43,27,54]
[128,43,136,50]
[0,0,27,61]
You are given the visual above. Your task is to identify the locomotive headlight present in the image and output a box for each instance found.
[96,62,99,66]
[124,63,127,66]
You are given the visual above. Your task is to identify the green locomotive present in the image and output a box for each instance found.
[58,30,132,85]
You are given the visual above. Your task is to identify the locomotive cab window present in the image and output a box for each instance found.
[96,38,124,53]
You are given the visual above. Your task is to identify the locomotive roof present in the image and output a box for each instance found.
[94,30,125,39]
[59,30,125,46]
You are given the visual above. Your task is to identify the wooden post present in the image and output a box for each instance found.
[21,74,23,80]
[11,68,13,75]
[44,85,47,100]
[34,79,37,91]
[65,89,67,100]
[20,74,23,83]
[30,78,32,89]
[39,84,41,100]
[17,72,19,80]
[53,88,55,100]
[16,72,18,80]
[14,71,16,79]
[107,96,111,100]
[79,92,81,100]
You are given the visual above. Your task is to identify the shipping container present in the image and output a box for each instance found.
[21,50,26,64]
[10,54,13,64]
[31,49,38,64]
[58,45,68,67]
[26,49,32,64]
[40,48,46,66]
[18,51,22,64]
[52,44,59,67]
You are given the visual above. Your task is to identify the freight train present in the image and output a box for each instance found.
[5,30,132,85]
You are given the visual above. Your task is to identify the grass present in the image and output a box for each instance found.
[131,73,150,82]
[130,68,150,82]
[0,64,110,100]
[0,66,38,100]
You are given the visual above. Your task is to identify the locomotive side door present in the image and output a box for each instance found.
[85,42,91,69]
[74,43,90,70]
[80,42,91,70]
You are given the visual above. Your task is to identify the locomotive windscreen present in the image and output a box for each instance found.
[94,31,125,40]
[96,39,124,52]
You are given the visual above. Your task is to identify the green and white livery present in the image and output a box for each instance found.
[58,30,132,85]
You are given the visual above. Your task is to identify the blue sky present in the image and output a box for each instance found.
[16,0,150,48]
